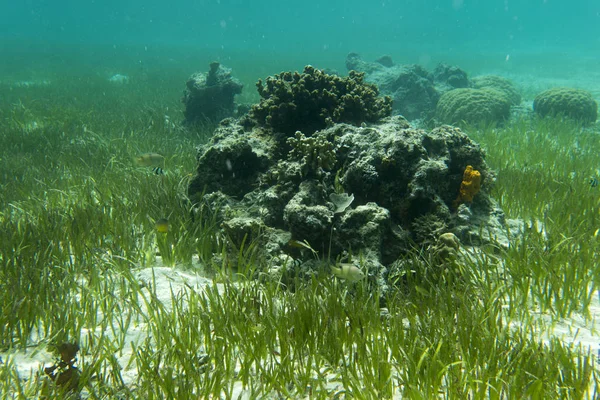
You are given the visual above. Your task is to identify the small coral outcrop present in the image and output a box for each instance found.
[432,232,461,264]
[533,87,598,124]
[471,75,521,106]
[436,88,511,126]
[182,62,243,124]
[286,131,336,178]
[433,63,469,91]
[242,65,392,136]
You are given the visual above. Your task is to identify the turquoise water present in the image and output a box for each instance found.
[3,1,599,50]
[2,1,599,80]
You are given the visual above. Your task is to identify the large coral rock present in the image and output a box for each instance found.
[533,87,598,124]
[182,62,243,124]
[189,116,513,283]
[337,203,398,263]
[187,119,276,199]
[472,75,521,106]
[436,88,511,126]
[283,180,334,247]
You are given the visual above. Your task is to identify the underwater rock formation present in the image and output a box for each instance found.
[533,87,598,124]
[435,88,511,126]
[346,52,387,75]
[433,63,469,92]
[346,53,438,120]
[182,62,243,124]
[189,64,516,288]
[471,75,522,106]
[241,65,392,136]
[345,53,472,122]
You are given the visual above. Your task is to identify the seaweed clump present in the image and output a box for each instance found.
[43,342,80,395]
[243,65,392,136]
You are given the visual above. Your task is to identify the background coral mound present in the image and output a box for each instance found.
[243,65,392,135]
[433,63,469,91]
[346,53,440,120]
[436,88,511,126]
[533,87,598,124]
[182,62,243,124]
[471,75,521,106]
[345,53,472,121]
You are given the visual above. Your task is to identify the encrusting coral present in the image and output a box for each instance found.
[242,65,392,136]
[454,165,481,207]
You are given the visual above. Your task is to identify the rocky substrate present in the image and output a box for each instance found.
[188,115,521,289]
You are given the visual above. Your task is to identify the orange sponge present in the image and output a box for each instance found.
[454,165,481,206]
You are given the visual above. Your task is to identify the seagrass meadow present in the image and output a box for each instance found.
[1,62,600,399]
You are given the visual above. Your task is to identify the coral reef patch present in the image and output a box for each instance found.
[182,62,243,124]
[346,53,440,120]
[344,54,527,127]
[189,65,517,288]
[241,65,392,136]
[472,75,522,106]
[345,54,473,121]
[433,63,470,92]
[533,87,598,124]
[435,88,511,126]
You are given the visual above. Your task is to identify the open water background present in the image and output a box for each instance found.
[1,1,599,95]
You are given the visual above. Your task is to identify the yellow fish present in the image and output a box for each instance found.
[135,153,165,174]
[155,218,169,233]
[330,263,365,282]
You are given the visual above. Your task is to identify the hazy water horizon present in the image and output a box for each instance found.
[2,1,599,91]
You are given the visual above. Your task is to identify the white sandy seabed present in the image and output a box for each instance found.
[1,257,599,399]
